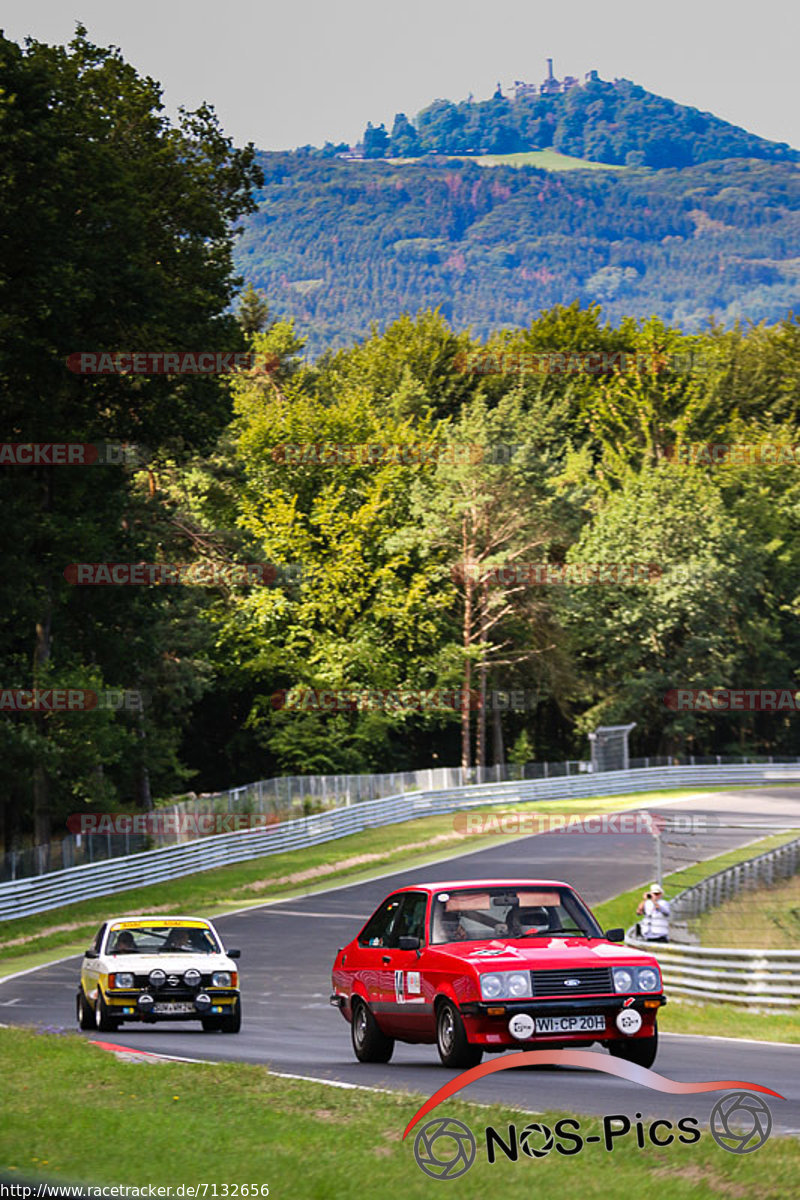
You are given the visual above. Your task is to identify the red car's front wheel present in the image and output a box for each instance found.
[436,1000,483,1069]
[608,1023,658,1068]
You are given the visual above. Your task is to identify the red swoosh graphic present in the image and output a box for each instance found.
[402,1049,784,1139]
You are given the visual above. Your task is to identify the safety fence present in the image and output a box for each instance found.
[4,752,793,881]
[627,835,800,1008]
[3,759,593,881]
[2,761,799,922]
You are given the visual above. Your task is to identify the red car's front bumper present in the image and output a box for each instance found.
[458,994,665,1048]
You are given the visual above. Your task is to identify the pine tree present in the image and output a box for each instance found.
[237,283,271,334]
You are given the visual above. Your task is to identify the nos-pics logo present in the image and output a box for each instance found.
[412,1092,773,1179]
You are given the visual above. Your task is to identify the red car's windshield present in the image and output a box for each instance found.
[429,886,602,943]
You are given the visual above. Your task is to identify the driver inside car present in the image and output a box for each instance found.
[514,905,554,935]
[111,930,136,953]
[164,927,194,951]
[438,910,470,942]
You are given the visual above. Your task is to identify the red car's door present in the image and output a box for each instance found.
[351,893,406,1031]
[379,891,432,1038]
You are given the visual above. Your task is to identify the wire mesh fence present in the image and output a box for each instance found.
[2,753,798,882]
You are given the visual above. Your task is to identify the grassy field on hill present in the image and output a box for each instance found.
[385,149,625,171]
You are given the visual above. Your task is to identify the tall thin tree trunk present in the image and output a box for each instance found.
[461,643,472,771]
[32,468,55,859]
[461,532,473,772]
[32,598,53,854]
[137,707,153,811]
[476,582,488,773]
[492,694,505,768]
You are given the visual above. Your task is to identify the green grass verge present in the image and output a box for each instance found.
[1,1028,797,1197]
[658,1002,800,1043]
[695,874,800,950]
[593,831,800,1044]
[0,792,688,972]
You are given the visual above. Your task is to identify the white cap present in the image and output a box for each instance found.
[650,883,663,894]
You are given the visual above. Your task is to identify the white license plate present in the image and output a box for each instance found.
[152,1002,195,1014]
[534,1014,605,1034]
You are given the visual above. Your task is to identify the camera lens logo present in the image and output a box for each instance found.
[710,1091,772,1154]
[413,1117,476,1179]
[519,1122,555,1158]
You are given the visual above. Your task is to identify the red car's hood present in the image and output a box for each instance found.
[430,938,657,970]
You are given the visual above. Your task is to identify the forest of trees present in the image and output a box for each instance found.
[358,78,799,168]
[237,153,800,358]
[3,29,800,852]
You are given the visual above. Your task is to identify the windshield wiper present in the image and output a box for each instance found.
[521,929,581,937]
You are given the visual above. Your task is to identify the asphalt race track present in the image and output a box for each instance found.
[3,788,799,1134]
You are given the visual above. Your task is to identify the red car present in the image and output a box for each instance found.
[331,879,665,1068]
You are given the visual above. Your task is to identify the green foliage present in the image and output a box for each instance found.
[236,283,272,334]
[372,77,798,168]
[237,153,800,357]
[5,25,800,847]
[0,26,261,846]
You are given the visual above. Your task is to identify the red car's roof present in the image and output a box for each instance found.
[398,879,572,892]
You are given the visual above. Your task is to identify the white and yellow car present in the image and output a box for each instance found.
[77,916,242,1034]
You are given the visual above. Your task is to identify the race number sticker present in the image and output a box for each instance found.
[406,971,421,995]
[394,970,405,1004]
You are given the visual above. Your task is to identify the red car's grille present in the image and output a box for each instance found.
[530,967,613,997]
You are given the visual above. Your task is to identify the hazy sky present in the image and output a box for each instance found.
[3,0,798,151]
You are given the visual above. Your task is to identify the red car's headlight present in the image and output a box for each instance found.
[480,971,532,1000]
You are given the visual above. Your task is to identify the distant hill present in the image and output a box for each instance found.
[235,151,800,357]
[236,71,798,357]
[355,73,798,170]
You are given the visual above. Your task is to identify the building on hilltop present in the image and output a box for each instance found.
[510,60,601,101]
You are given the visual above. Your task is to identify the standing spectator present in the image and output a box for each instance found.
[636,883,670,942]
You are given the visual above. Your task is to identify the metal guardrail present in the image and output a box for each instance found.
[1,759,594,881]
[626,940,800,1008]
[2,762,799,922]
[7,752,794,882]
[672,836,800,921]
[627,835,800,1008]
